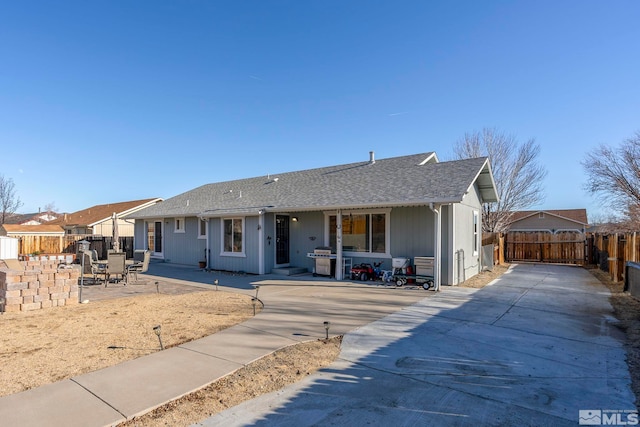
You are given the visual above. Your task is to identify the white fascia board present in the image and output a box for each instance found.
[466,158,499,203]
[118,199,164,217]
[418,152,439,165]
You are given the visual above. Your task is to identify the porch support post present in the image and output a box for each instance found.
[204,217,210,270]
[336,209,343,280]
[258,210,265,275]
[430,203,442,292]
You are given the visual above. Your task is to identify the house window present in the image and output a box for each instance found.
[175,218,185,233]
[198,219,207,239]
[539,212,545,219]
[473,210,479,256]
[328,211,387,254]
[222,218,244,254]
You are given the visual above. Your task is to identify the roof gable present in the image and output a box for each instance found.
[131,153,498,219]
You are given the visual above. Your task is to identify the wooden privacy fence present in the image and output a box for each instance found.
[14,235,134,260]
[504,231,585,265]
[589,232,640,282]
[15,235,63,256]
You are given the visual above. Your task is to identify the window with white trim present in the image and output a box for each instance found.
[175,217,185,233]
[328,211,388,254]
[198,219,207,239]
[222,218,244,254]
[473,210,479,256]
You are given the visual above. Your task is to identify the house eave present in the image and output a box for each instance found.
[196,198,464,218]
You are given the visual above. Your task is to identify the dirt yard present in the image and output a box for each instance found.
[585,266,640,402]
[0,288,257,397]
[1,263,637,426]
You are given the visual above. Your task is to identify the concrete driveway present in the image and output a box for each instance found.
[199,263,636,426]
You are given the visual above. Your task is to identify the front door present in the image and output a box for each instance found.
[275,215,290,265]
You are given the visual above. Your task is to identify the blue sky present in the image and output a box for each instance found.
[1,1,639,220]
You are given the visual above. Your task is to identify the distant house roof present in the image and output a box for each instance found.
[131,153,498,219]
[50,198,163,227]
[3,211,61,225]
[508,209,588,226]
[1,224,65,235]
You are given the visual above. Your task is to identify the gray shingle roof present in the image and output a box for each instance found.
[131,153,497,219]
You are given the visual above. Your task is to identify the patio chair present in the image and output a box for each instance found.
[126,250,150,283]
[104,252,127,287]
[80,250,103,283]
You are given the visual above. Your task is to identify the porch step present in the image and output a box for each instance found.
[272,267,308,276]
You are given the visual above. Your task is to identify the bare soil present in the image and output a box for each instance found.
[457,263,512,289]
[585,266,640,403]
[2,263,636,426]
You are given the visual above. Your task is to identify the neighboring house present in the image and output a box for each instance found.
[506,209,588,234]
[49,198,163,237]
[130,152,498,287]
[3,210,61,225]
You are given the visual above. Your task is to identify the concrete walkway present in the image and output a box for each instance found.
[198,263,636,426]
[0,264,428,427]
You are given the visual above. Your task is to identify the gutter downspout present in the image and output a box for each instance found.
[336,209,343,280]
[429,203,441,292]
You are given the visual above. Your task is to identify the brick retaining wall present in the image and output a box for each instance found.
[0,260,80,312]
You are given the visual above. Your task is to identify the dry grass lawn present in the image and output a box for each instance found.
[0,290,255,397]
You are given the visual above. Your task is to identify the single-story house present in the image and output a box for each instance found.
[49,198,163,237]
[0,224,66,255]
[130,152,498,288]
[506,209,588,234]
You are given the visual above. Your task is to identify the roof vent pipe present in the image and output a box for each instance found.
[369,151,375,164]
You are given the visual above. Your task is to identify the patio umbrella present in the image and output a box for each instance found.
[112,212,120,252]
